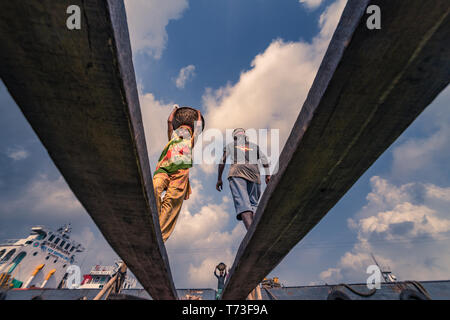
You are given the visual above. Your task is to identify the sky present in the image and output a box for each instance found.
[0,0,449,290]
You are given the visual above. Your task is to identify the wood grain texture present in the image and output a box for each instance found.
[0,0,177,299]
[222,0,450,299]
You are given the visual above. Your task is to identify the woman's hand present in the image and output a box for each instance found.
[168,105,179,122]
[167,105,178,140]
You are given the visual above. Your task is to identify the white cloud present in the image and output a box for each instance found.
[175,65,196,89]
[27,175,82,213]
[299,0,324,9]
[203,0,347,159]
[425,184,450,202]
[308,87,450,286]
[184,221,245,287]
[391,128,450,178]
[320,177,450,284]
[164,176,246,288]
[319,267,342,282]
[6,146,29,161]
[356,203,450,240]
[124,0,189,59]
[390,87,450,179]
[139,93,175,163]
[2,174,82,217]
[71,227,119,270]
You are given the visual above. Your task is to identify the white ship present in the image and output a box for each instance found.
[79,261,136,290]
[0,224,84,289]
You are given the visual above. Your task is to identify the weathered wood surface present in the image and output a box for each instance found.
[222,0,450,299]
[0,0,177,299]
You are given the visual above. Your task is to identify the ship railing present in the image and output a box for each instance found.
[90,265,116,273]
[31,225,46,229]
[0,239,21,246]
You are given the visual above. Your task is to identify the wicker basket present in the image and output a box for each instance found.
[172,107,205,132]
[216,262,226,271]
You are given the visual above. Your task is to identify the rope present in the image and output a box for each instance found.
[404,281,432,300]
[336,283,377,297]
[336,281,431,299]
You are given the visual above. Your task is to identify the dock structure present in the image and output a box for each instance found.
[3,280,450,300]
[221,0,450,300]
[0,1,177,299]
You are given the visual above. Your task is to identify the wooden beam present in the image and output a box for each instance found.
[221,0,450,299]
[0,0,177,299]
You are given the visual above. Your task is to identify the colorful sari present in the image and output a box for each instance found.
[153,125,194,241]
[154,125,193,176]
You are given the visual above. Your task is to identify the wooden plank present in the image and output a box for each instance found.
[221,0,450,299]
[0,0,177,299]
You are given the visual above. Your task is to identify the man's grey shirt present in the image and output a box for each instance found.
[223,138,269,184]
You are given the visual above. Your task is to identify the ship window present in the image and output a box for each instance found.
[8,251,26,274]
[0,249,5,259]
[59,240,66,247]
[70,246,75,252]
[33,252,38,256]
[25,240,33,245]
[36,234,46,240]
[0,249,16,263]
[65,243,70,250]
[48,235,55,242]
[63,264,67,268]
[45,256,50,260]
[54,238,60,244]
[54,259,58,263]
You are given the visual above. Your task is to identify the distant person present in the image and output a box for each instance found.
[153,105,202,242]
[216,128,270,230]
[214,266,227,300]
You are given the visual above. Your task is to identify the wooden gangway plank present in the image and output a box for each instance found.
[0,0,177,299]
[221,0,450,299]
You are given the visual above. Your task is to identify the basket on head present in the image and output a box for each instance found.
[216,262,226,271]
[172,107,205,133]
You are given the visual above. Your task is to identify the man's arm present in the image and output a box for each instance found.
[167,105,178,140]
[216,150,227,191]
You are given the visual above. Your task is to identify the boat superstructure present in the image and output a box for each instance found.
[79,261,136,290]
[0,224,84,289]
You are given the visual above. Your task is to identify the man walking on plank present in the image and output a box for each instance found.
[153,105,202,242]
[216,128,270,299]
[216,128,271,229]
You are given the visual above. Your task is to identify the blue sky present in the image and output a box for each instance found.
[133,0,320,106]
[1,0,449,290]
